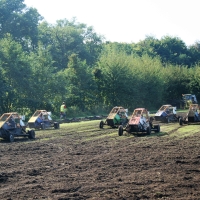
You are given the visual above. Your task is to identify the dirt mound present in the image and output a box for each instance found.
[0,121,200,199]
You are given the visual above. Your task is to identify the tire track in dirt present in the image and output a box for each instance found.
[165,125,182,135]
[1,120,200,199]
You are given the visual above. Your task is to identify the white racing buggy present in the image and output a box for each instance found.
[0,112,35,142]
[154,104,178,123]
[28,110,59,130]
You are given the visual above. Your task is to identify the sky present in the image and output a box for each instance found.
[24,0,200,46]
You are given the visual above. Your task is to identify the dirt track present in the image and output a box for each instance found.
[0,121,200,200]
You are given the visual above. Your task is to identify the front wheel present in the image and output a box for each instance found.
[179,118,183,126]
[8,133,14,142]
[118,125,124,136]
[99,121,104,129]
[41,123,45,130]
[54,122,60,129]
[28,130,35,139]
[155,125,160,133]
[167,118,170,123]
[146,126,151,135]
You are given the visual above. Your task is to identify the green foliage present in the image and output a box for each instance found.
[0,0,42,50]
[132,35,192,66]
[38,18,103,70]
[25,43,59,111]
[95,47,133,107]
[128,54,165,109]
[63,54,98,112]
[0,34,31,112]
[186,65,200,101]
[1,0,200,118]
[95,46,165,110]
[161,64,190,103]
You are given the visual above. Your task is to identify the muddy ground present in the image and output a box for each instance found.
[0,120,200,200]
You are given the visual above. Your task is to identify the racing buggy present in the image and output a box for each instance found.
[179,104,200,125]
[181,94,198,109]
[154,104,178,123]
[99,106,128,129]
[118,108,160,136]
[28,110,60,130]
[0,112,35,142]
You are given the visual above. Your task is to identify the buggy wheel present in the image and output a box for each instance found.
[147,126,151,135]
[28,130,35,139]
[8,133,14,142]
[41,123,45,130]
[54,122,60,129]
[118,125,124,136]
[155,125,160,133]
[99,121,104,129]
[166,117,170,123]
[179,118,183,126]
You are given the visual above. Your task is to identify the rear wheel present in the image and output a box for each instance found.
[8,133,14,142]
[54,122,60,129]
[41,123,45,130]
[118,125,124,136]
[155,125,160,133]
[179,118,183,126]
[147,126,151,135]
[28,130,35,139]
[99,121,104,129]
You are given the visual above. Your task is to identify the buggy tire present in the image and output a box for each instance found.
[54,122,60,129]
[179,118,183,126]
[167,118,170,123]
[147,126,151,135]
[99,121,104,129]
[118,125,123,136]
[28,130,35,139]
[41,123,45,130]
[155,125,160,133]
[8,133,14,143]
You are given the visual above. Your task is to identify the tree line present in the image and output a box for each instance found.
[1,0,200,118]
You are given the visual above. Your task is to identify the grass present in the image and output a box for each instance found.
[171,124,200,138]
[62,120,200,140]
[1,119,199,144]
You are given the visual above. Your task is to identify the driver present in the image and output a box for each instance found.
[3,115,16,129]
[36,113,44,124]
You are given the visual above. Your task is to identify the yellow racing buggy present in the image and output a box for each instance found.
[179,104,200,125]
[0,112,35,142]
[28,110,60,130]
[99,106,129,128]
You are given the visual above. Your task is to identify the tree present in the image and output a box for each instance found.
[132,36,160,58]
[95,47,135,108]
[131,36,193,67]
[0,0,43,50]
[38,18,103,70]
[161,64,190,104]
[158,36,190,65]
[0,34,31,112]
[26,43,59,112]
[188,41,200,66]
[63,54,98,112]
